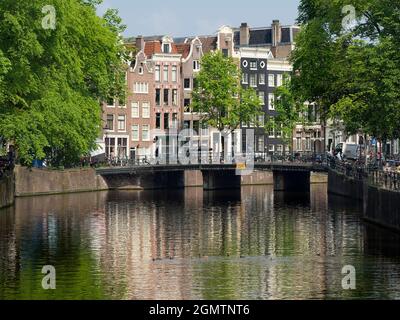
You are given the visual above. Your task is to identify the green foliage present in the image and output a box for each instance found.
[0,0,127,167]
[292,0,400,141]
[192,51,264,133]
[273,76,309,144]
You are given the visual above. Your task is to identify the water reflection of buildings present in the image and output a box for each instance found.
[1,185,400,299]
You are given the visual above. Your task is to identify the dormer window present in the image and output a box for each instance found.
[163,43,171,53]
[161,36,173,54]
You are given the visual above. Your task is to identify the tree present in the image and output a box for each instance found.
[0,0,128,167]
[291,0,400,152]
[192,51,265,152]
[273,76,309,145]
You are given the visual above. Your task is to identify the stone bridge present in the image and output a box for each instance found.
[96,163,327,191]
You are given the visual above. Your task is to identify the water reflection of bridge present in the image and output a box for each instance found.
[96,163,328,191]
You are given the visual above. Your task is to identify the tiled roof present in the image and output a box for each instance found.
[144,41,179,57]
[176,43,191,58]
[144,41,162,56]
[199,36,217,53]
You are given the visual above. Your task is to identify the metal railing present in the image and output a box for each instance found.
[327,156,400,192]
[98,152,328,168]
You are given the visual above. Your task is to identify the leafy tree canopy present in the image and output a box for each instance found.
[0,0,128,167]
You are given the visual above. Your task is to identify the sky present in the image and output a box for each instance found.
[97,0,301,37]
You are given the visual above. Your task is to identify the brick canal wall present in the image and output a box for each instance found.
[328,168,400,232]
[0,172,14,209]
[14,166,108,197]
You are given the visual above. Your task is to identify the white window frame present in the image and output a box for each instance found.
[259,91,265,105]
[250,61,257,70]
[172,66,177,82]
[259,73,265,85]
[268,74,275,87]
[155,65,161,82]
[268,93,275,110]
[142,124,150,141]
[249,74,257,87]
[118,115,126,132]
[132,124,139,142]
[131,102,139,118]
[163,65,169,82]
[142,102,150,119]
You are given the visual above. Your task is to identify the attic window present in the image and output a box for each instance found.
[139,63,144,74]
[163,43,171,53]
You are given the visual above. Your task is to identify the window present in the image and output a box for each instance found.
[184,78,191,90]
[156,113,161,129]
[268,74,275,87]
[250,74,257,87]
[142,125,150,141]
[131,102,139,118]
[250,61,257,70]
[258,114,265,127]
[184,99,191,112]
[268,145,275,152]
[139,63,144,75]
[155,65,161,82]
[106,114,114,131]
[269,118,275,137]
[259,91,265,105]
[118,97,126,108]
[257,136,264,152]
[134,82,149,94]
[296,137,302,151]
[268,93,275,110]
[105,137,115,157]
[156,89,161,106]
[163,43,170,53]
[107,97,114,107]
[163,65,169,82]
[118,115,126,131]
[163,89,169,105]
[277,74,283,87]
[132,125,139,141]
[172,89,178,106]
[242,73,248,84]
[184,121,190,130]
[172,113,178,129]
[306,136,311,151]
[259,73,265,85]
[276,124,282,138]
[172,66,177,82]
[193,60,200,71]
[164,113,169,129]
[142,102,150,118]
[222,49,228,57]
[117,138,128,158]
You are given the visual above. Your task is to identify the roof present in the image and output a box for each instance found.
[198,36,217,53]
[144,40,179,57]
[175,43,191,59]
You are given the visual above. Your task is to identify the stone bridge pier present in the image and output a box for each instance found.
[273,171,311,192]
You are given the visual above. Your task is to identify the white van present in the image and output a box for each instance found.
[335,143,359,161]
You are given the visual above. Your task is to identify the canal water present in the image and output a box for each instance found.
[1,184,400,300]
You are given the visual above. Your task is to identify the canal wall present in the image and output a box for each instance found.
[328,169,364,200]
[0,172,14,209]
[14,166,108,197]
[328,168,400,232]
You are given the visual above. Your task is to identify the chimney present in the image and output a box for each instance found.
[136,35,145,51]
[271,20,281,47]
[240,22,250,46]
